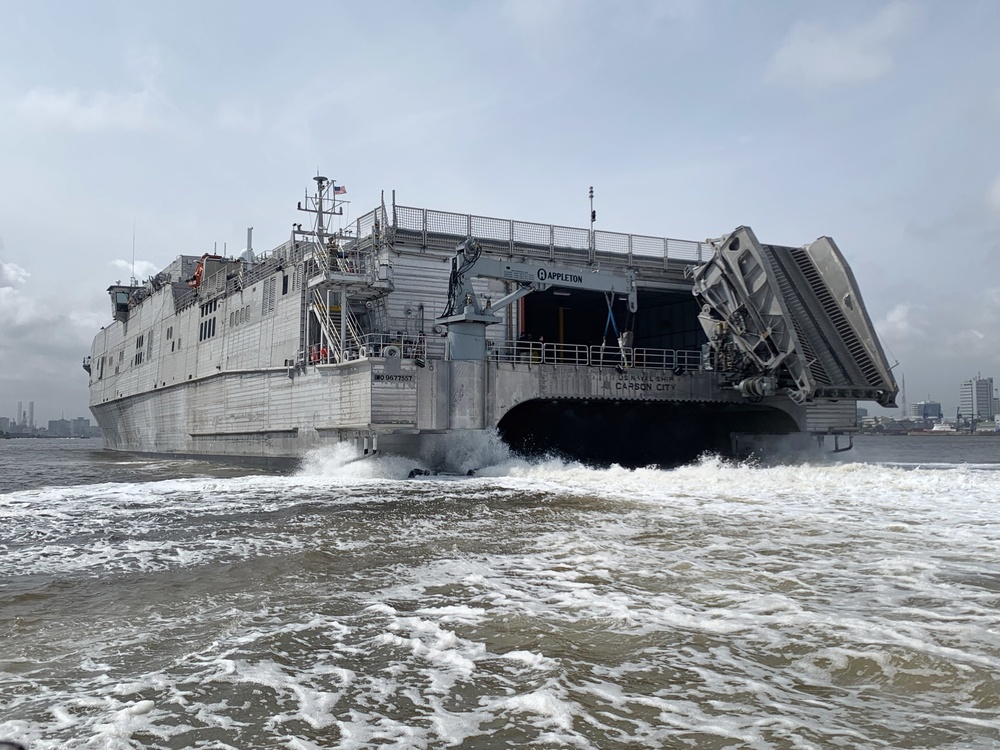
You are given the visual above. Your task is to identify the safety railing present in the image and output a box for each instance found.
[387,204,710,266]
[310,331,430,364]
[631,347,703,371]
[238,240,313,291]
[309,289,367,364]
[495,342,589,365]
[492,343,703,371]
[306,333,702,373]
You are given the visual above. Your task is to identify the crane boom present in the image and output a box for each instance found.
[436,238,637,360]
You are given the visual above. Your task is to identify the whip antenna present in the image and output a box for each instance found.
[131,218,137,286]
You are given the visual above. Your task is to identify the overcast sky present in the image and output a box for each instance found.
[1,0,998,423]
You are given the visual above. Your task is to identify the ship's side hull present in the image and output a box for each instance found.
[90,361,408,460]
[89,352,858,469]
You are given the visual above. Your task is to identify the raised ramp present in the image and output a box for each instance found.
[690,226,898,407]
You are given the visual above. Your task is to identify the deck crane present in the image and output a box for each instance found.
[437,238,638,361]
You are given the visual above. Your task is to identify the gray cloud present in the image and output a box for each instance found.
[989,175,1000,216]
[766,1,923,90]
[17,88,160,131]
[1,259,29,287]
[111,258,162,281]
[0,282,101,422]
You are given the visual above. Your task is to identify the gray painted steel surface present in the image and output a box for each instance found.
[86,186,893,466]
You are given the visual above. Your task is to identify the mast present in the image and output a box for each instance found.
[298,174,345,244]
[588,186,595,263]
[297,174,349,363]
[131,219,137,287]
[315,175,327,239]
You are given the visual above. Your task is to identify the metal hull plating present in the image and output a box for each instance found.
[86,183,895,469]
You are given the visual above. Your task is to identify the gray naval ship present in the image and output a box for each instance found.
[84,176,898,469]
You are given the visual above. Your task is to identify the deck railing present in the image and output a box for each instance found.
[383,204,709,267]
[308,332,431,365]
[492,343,703,371]
[304,334,703,373]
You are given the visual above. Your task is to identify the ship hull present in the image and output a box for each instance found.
[87,190,891,470]
[89,357,854,470]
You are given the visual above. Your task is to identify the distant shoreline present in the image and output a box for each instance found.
[862,431,1000,437]
[1,434,93,440]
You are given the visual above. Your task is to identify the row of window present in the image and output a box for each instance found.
[99,269,294,379]
[133,331,154,365]
[98,330,151,378]
[199,317,217,342]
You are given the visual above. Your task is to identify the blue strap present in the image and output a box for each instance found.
[603,293,620,341]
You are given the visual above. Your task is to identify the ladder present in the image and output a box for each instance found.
[310,287,366,363]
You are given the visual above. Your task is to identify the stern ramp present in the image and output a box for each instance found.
[690,226,898,408]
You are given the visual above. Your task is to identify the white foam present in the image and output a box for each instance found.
[497,687,575,732]
[117,699,155,716]
[5,447,1000,748]
[499,650,558,671]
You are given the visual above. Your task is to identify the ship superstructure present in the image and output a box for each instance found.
[84,177,897,468]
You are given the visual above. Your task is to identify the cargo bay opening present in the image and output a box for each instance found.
[517,287,704,353]
[497,399,800,467]
[495,287,803,468]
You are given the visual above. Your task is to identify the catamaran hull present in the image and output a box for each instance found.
[90,357,857,469]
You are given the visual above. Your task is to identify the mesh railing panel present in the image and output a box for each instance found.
[355,210,377,240]
[632,235,665,258]
[595,231,629,255]
[394,206,424,232]
[666,239,704,262]
[426,210,469,237]
[471,216,510,243]
[512,221,550,246]
[552,225,590,251]
[390,205,707,263]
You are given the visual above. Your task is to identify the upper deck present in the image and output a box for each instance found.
[341,201,712,287]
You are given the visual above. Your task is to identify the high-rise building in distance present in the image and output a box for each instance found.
[958,376,996,420]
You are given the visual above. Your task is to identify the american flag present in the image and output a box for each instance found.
[333,185,347,195]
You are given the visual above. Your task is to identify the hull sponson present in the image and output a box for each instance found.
[90,362,402,460]
[89,355,836,468]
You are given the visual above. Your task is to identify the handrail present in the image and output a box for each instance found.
[388,204,709,265]
[310,290,368,364]
[491,342,703,371]
[325,331,431,363]
[304,329,702,372]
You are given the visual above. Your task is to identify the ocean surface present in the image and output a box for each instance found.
[1,435,999,749]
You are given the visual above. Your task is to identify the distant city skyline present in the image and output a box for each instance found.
[3,399,91,428]
[893,370,998,418]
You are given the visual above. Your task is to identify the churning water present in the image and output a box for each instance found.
[1,436,999,749]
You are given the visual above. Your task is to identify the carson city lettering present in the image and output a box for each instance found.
[614,372,675,392]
